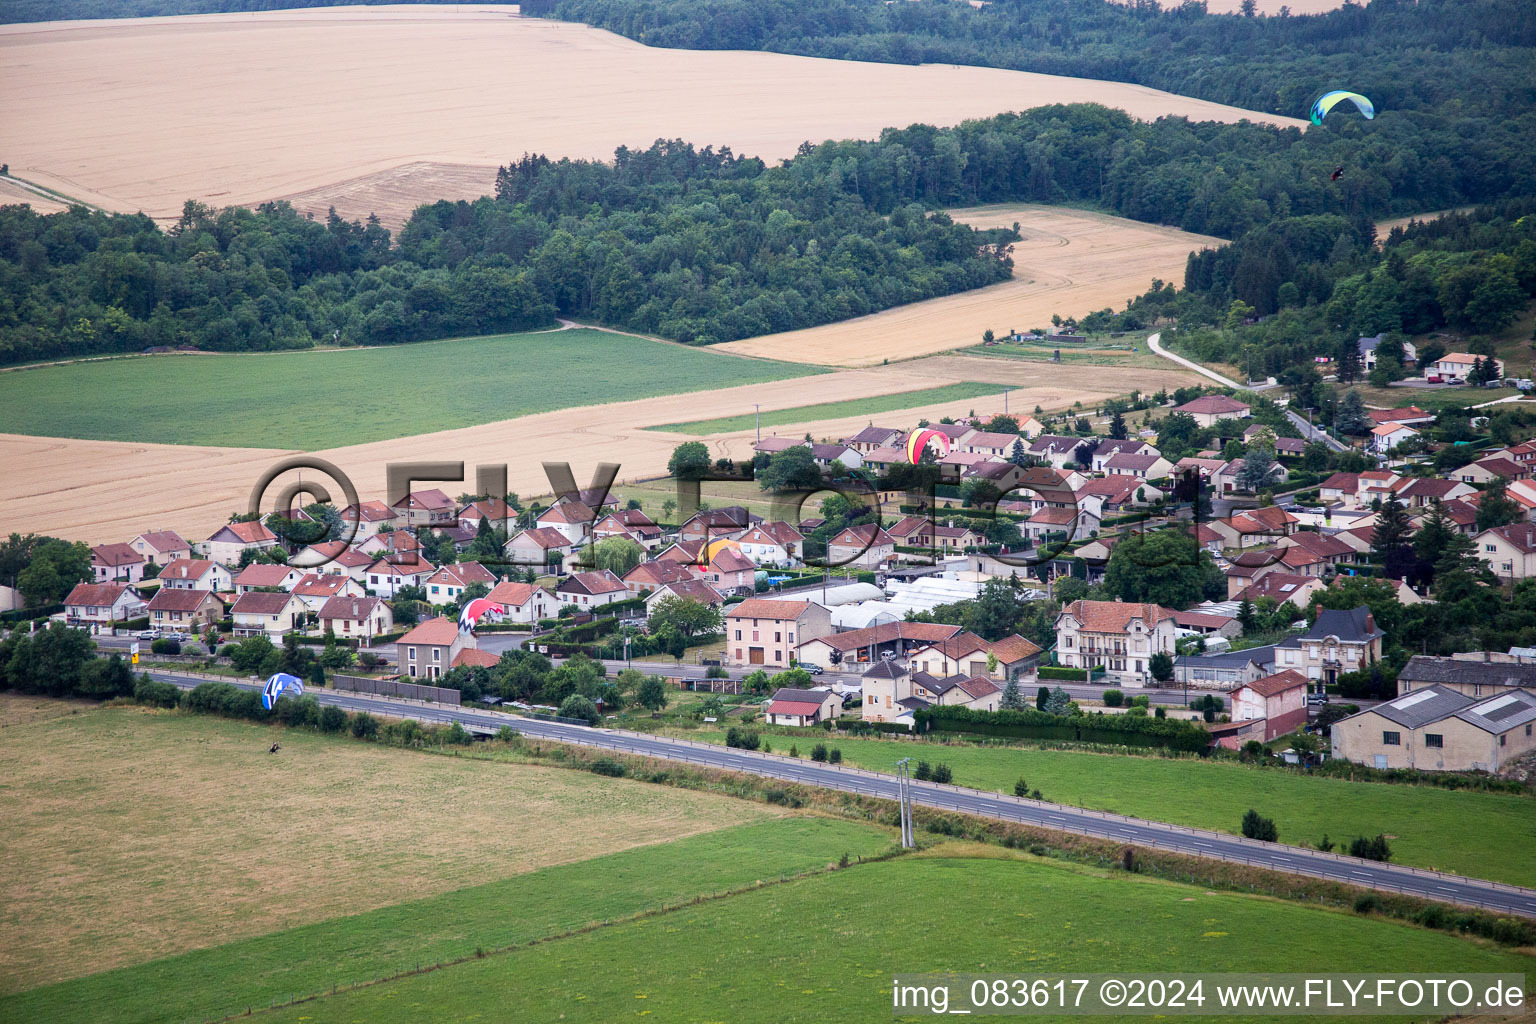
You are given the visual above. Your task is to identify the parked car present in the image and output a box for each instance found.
[1306,693,1330,706]
[136,629,160,640]
[805,665,824,676]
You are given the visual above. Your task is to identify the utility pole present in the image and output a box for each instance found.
[895,757,914,848]
[1004,387,1011,415]
[754,404,761,442]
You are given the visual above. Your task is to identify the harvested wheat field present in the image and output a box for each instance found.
[0,352,1194,543]
[0,178,68,214]
[0,703,777,991]
[0,6,1303,226]
[717,205,1224,366]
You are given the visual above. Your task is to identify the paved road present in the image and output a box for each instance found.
[1146,332,1241,388]
[1284,409,1348,453]
[144,669,1536,919]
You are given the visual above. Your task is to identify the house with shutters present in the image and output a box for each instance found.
[483,580,557,623]
[1221,669,1309,744]
[1235,570,1326,609]
[826,524,896,569]
[593,509,665,550]
[642,579,726,620]
[91,543,145,583]
[339,500,400,540]
[556,570,630,609]
[129,530,192,567]
[395,617,469,680]
[289,572,365,614]
[1101,452,1174,481]
[146,588,225,631]
[764,686,845,727]
[64,582,146,627]
[735,522,804,565]
[677,507,760,545]
[455,499,514,534]
[230,590,305,638]
[1273,606,1383,687]
[234,563,304,593]
[156,558,232,592]
[202,521,280,565]
[960,430,1023,459]
[909,632,1042,682]
[297,541,374,583]
[859,660,1003,726]
[422,561,498,606]
[724,598,832,667]
[318,595,394,641]
[503,528,577,572]
[535,498,598,546]
[622,558,702,597]
[1397,654,1536,699]
[810,443,863,470]
[703,546,757,596]
[1206,506,1297,549]
[364,557,436,598]
[1090,438,1158,472]
[1027,434,1090,469]
[390,488,456,528]
[1054,600,1178,686]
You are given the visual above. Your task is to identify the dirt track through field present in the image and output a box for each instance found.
[715,205,1225,366]
[1,6,1303,227]
[0,355,1195,543]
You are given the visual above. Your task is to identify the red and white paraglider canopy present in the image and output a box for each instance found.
[458,598,506,636]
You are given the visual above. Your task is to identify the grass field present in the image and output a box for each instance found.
[0,702,785,992]
[645,381,1002,434]
[958,340,1173,370]
[681,730,1536,887]
[0,329,816,449]
[247,849,1532,1024]
[3,816,892,1024]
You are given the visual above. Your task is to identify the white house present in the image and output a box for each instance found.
[202,521,280,565]
[422,562,498,606]
[289,572,366,614]
[318,595,394,642]
[64,583,146,628]
[1054,599,1178,686]
[1369,422,1420,456]
[735,522,804,565]
[826,524,896,569]
[233,563,304,593]
[764,686,844,727]
[504,528,578,571]
[364,557,436,598]
[129,530,193,566]
[484,580,557,623]
[156,558,232,592]
[339,500,400,540]
[91,543,145,584]
[555,570,631,610]
[229,590,305,638]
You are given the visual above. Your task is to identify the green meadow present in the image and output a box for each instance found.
[646,381,1002,434]
[251,851,1532,1024]
[0,329,818,448]
[684,730,1536,887]
[2,817,892,1024]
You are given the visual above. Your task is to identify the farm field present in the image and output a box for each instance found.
[2,809,890,1024]
[679,730,1536,888]
[0,701,790,992]
[645,381,1002,434]
[0,8,1304,227]
[250,850,1528,1024]
[715,206,1226,366]
[958,339,1173,370]
[0,348,1194,543]
[0,328,817,450]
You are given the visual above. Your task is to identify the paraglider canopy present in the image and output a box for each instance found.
[705,538,743,562]
[1310,90,1375,126]
[262,672,304,710]
[458,598,507,636]
[905,428,952,464]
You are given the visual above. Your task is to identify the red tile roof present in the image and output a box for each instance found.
[485,581,545,607]
[231,591,295,615]
[397,617,461,646]
[147,588,220,612]
[133,530,190,554]
[159,558,221,581]
[1061,600,1174,632]
[235,564,294,588]
[1239,669,1309,697]
[65,582,136,607]
[319,595,383,621]
[728,598,811,620]
[452,648,501,669]
[1174,395,1250,415]
[91,542,143,567]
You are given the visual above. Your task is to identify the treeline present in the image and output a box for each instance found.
[524,0,1536,120]
[1145,201,1536,381]
[0,136,1011,362]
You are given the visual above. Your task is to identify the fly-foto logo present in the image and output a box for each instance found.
[247,456,1254,574]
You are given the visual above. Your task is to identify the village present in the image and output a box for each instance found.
[34,350,1536,778]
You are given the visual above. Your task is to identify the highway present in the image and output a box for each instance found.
[144,668,1536,920]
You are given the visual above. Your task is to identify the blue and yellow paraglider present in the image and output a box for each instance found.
[262,672,304,710]
[1310,91,1375,126]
